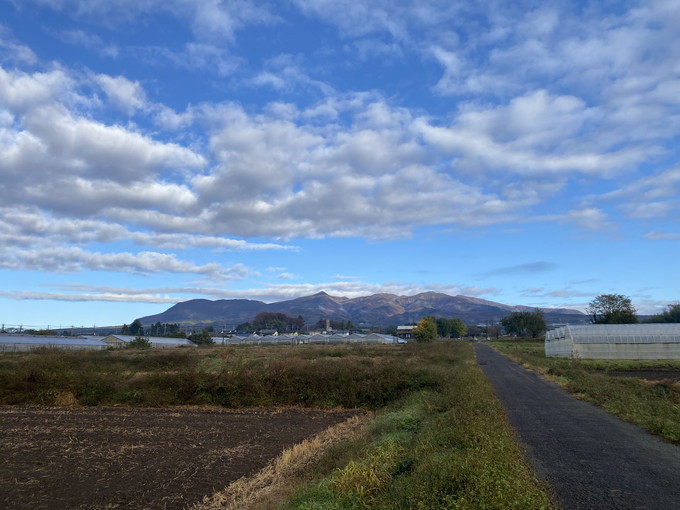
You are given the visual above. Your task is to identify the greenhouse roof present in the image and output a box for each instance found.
[0,335,107,346]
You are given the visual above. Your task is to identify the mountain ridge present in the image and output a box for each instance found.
[137,291,588,328]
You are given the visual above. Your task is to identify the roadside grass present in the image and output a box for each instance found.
[265,342,556,510]
[489,340,680,445]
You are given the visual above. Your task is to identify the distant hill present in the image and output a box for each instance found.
[137,291,588,328]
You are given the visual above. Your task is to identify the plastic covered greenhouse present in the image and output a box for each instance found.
[545,324,680,359]
[0,335,108,353]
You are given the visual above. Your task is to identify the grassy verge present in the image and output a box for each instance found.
[489,340,680,444]
[251,342,555,509]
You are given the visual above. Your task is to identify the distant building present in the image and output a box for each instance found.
[396,325,416,340]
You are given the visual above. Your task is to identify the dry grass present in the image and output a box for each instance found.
[190,413,372,510]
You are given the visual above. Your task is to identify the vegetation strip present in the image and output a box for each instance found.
[270,342,555,509]
[490,340,680,445]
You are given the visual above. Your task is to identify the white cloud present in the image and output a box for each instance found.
[57,29,119,57]
[250,54,334,96]
[0,290,182,304]
[0,208,296,251]
[0,25,38,65]
[0,245,250,279]
[147,42,241,76]
[277,272,297,280]
[597,166,680,220]
[17,0,279,42]
[556,207,613,231]
[94,74,147,114]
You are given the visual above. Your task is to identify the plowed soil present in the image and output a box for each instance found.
[0,406,357,510]
[604,369,680,382]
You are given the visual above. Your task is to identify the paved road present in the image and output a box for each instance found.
[474,343,680,510]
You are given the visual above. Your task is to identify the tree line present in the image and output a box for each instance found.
[412,316,468,342]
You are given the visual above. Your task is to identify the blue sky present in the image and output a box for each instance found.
[1,0,679,328]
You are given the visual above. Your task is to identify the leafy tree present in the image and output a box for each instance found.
[236,321,253,333]
[190,328,214,345]
[126,335,151,349]
[501,310,547,338]
[253,312,305,332]
[466,325,482,337]
[436,317,468,338]
[645,303,680,323]
[587,294,637,324]
[414,316,438,342]
[129,319,144,336]
[121,324,130,335]
[147,322,185,337]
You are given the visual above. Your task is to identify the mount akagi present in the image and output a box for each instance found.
[137,291,587,328]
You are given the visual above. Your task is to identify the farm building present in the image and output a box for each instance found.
[100,335,197,348]
[545,324,680,359]
[396,325,416,340]
[0,335,108,353]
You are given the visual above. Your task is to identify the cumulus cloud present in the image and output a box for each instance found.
[94,74,147,114]
[1,0,678,300]
[0,208,296,251]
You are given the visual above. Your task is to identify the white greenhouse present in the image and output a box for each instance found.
[100,335,197,348]
[0,335,108,353]
[545,324,680,359]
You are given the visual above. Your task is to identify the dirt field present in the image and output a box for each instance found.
[604,369,680,382]
[0,406,357,510]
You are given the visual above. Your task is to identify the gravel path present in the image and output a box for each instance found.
[474,343,680,510]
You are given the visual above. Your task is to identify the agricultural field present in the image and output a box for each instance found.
[0,406,356,510]
[0,342,556,509]
[490,340,680,444]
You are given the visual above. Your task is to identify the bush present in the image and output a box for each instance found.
[126,335,151,349]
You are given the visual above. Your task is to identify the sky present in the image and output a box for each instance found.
[1,0,679,329]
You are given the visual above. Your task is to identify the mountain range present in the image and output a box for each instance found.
[137,291,588,328]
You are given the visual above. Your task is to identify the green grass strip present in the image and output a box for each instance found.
[282,342,556,509]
